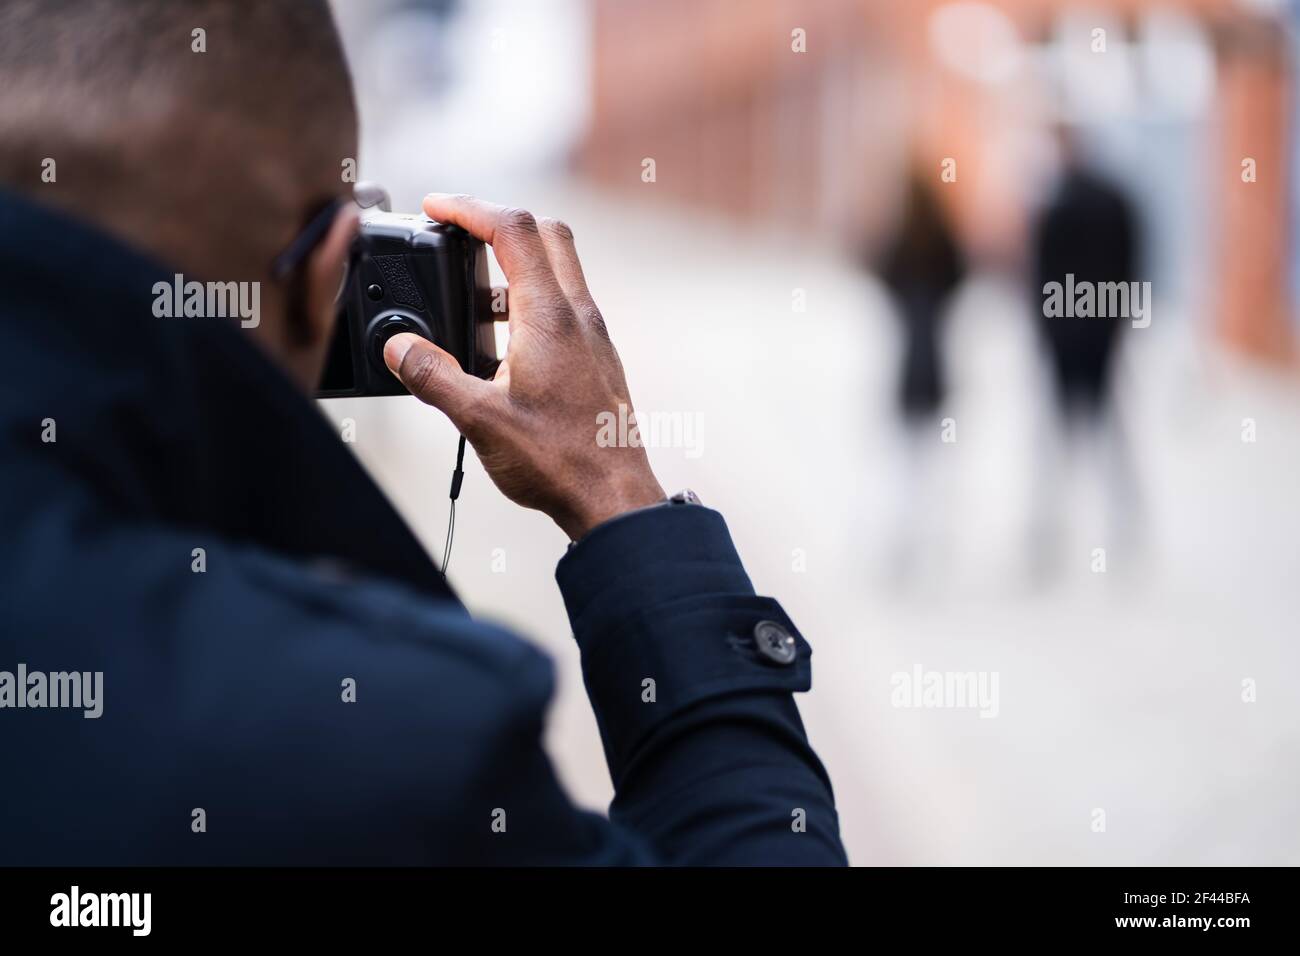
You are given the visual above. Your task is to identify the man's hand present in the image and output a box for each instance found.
[383,193,666,541]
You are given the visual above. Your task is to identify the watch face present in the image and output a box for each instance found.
[671,489,702,506]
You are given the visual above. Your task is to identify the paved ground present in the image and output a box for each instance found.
[325,181,1300,865]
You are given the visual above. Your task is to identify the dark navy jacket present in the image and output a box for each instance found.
[0,190,846,865]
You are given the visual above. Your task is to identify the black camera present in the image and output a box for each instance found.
[317,186,498,398]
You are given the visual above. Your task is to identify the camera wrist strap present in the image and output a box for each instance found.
[440,434,467,577]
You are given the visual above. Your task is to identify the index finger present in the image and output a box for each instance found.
[422,193,562,298]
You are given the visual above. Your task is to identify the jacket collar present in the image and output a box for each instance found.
[0,188,455,602]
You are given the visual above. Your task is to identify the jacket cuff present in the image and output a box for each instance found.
[555,506,811,781]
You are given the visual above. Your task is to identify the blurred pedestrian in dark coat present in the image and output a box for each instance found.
[878,174,968,421]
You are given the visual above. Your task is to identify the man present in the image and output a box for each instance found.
[1028,126,1144,577]
[1031,128,1139,419]
[0,0,845,865]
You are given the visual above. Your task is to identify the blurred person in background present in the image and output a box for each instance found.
[1028,124,1143,577]
[874,168,967,582]
[880,172,968,426]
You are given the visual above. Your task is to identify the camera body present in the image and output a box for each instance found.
[317,208,498,398]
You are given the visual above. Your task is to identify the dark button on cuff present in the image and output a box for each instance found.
[753,619,797,665]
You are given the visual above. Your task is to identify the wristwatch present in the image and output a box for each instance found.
[568,489,703,548]
[668,488,703,507]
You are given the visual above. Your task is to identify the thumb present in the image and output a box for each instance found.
[383,333,488,428]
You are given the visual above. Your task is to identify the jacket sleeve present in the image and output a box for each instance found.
[553,505,848,865]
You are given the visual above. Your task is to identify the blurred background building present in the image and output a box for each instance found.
[329,0,1300,864]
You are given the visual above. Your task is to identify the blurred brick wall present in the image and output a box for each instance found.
[579,0,894,238]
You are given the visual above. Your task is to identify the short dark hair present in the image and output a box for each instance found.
[0,0,358,280]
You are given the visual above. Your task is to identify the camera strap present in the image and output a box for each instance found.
[440,434,467,576]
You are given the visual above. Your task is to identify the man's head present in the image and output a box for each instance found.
[0,0,361,388]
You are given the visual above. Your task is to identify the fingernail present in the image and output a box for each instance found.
[383,333,418,374]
